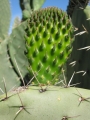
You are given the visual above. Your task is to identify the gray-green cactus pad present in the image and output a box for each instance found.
[0,86,90,120]
[0,39,20,94]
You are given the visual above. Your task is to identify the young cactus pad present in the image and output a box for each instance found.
[25,7,74,85]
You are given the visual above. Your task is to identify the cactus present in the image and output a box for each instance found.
[8,21,30,86]
[1,0,90,119]
[66,5,90,89]
[0,20,30,93]
[19,0,46,20]
[12,17,21,29]
[0,39,20,94]
[25,7,74,85]
[67,0,89,17]
[0,86,90,120]
[0,0,11,40]
[0,0,46,91]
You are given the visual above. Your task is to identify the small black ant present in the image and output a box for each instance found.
[39,85,48,93]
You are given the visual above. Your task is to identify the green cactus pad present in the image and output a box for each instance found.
[0,0,11,39]
[0,86,90,120]
[19,0,46,20]
[25,7,74,85]
[8,21,29,85]
[0,39,20,94]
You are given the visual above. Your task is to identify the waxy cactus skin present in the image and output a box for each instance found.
[0,86,90,120]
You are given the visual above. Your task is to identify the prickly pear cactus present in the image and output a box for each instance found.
[8,21,30,86]
[67,5,90,89]
[1,1,90,119]
[0,86,90,120]
[19,0,46,20]
[67,0,89,17]
[0,0,11,39]
[0,39,20,94]
[25,7,74,85]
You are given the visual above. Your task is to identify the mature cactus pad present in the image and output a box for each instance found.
[67,5,90,89]
[67,0,89,17]
[25,7,74,85]
[0,86,90,120]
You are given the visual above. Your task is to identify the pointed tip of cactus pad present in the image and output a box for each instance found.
[25,7,74,85]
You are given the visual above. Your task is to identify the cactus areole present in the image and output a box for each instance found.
[25,7,74,85]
